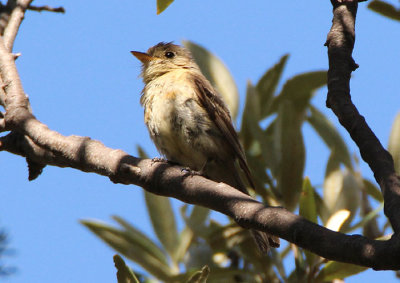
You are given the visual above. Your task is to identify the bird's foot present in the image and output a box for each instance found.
[181,167,203,177]
[151,157,167,164]
[151,158,182,168]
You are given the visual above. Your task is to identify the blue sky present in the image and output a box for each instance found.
[1,0,399,282]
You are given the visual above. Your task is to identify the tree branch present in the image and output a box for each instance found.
[0,0,31,105]
[2,129,400,270]
[1,27,400,269]
[3,0,33,52]
[27,5,65,14]
[1,0,400,271]
[325,1,400,232]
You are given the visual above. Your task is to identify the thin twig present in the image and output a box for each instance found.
[27,5,65,14]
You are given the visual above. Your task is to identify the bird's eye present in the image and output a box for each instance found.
[165,51,175,58]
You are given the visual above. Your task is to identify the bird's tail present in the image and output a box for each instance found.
[251,230,280,253]
[226,164,281,253]
[205,160,280,253]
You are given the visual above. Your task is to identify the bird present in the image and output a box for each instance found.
[131,42,280,253]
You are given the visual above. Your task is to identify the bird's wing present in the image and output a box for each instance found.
[190,73,256,190]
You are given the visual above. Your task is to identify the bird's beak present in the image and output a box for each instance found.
[131,51,154,63]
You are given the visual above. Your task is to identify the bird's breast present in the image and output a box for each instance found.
[140,71,225,169]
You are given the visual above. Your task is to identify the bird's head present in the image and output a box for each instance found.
[131,42,198,83]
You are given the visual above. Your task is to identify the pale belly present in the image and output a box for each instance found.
[143,84,225,170]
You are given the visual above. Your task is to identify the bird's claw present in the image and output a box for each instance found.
[151,157,167,164]
[181,167,203,177]
[151,158,183,168]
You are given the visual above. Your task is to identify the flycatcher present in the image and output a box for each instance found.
[131,42,279,253]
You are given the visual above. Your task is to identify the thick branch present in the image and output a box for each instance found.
[0,0,31,107]
[326,1,400,232]
[0,130,127,177]
[0,35,31,124]
[122,164,400,271]
[3,0,33,52]
[2,131,400,270]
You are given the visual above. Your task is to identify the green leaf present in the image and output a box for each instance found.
[208,223,248,251]
[368,0,400,21]
[323,170,361,228]
[186,265,210,283]
[275,100,305,210]
[388,112,400,173]
[171,267,257,282]
[136,145,149,159]
[256,54,289,118]
[174,227,194,263]
[187,205,210,229]
[183,40,239,119]
[236,229,271,271]
[240,82,274,181]
[114,254,140,283]
[81,219,172,280]
[307,105,353,170]
[157,0,174,14]
[239,82,276,198]
[270,248,287,281]
[299,178,318,267]
[299,178,317,223]
[241,81,262,148]
[325,151,342,179]
[314,189,331,225]
[245,152,276,200]
[288,245,307,283]
[111,216,168,263]
[268,71,327,115]
[181,205,210,238]
[174,205,210,261]
[203,267,256,281]
[316,261,368,282]
[263,119,281,177]
[144,191,179,262]
[363,179,383,202]
[325,209,350,232]
[344,202,383,233]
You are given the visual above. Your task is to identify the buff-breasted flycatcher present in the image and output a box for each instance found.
[131,42,280,253]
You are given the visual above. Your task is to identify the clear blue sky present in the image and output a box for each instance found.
[1,0,399,282]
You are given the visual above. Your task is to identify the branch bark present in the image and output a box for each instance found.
[2,130,400,270]
[3,0,33,52]
[27,5,65,13]
[325,0,400,232]
[1,0,400,272]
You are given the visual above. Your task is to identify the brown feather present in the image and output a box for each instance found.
[190,73,280,252]
[134,42,280,253]
[191,74,256,190]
